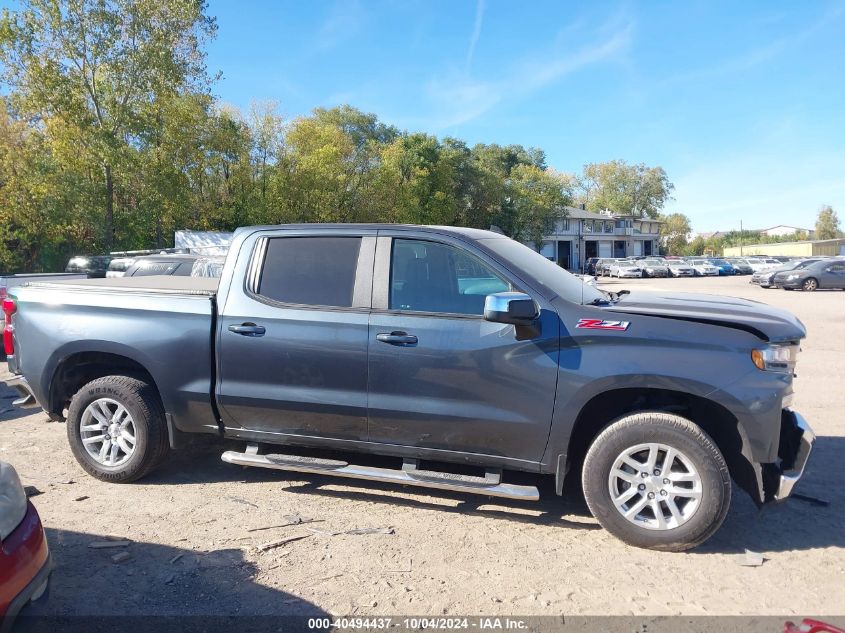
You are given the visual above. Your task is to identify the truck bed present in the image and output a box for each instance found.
[24,275,219,295]
[8,274,220,436]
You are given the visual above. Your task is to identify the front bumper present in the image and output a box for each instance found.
[778,279,804,289]
[771,410,815,502]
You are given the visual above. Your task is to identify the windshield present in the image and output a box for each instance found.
[643,259,664,266]
[709,259,729,266]
[480,237,605,304]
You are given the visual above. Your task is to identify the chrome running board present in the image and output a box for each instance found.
[221,446,539,501]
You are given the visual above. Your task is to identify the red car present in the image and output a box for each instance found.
[0,461,51,628]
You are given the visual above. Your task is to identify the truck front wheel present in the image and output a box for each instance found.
[581,412,731,551]
[66,375,169,483]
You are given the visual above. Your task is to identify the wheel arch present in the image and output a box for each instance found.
[557,387,762,504]
[48,350,160,420]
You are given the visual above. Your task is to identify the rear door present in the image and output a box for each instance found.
[217,229,375,442]
[366,233,559,464]
[822,261,845,288]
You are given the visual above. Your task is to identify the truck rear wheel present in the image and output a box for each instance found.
[66,375,169,483]
[581,412,731,552]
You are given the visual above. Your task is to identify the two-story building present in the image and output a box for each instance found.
[525,206,663,271]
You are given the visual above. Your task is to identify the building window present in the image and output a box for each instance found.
[584,220,593,233]
[561,218,570,231]
[604,221,613,233]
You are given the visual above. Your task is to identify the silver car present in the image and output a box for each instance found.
[608,260,644,278]
[640,259,670,278]
[667,261,695,277]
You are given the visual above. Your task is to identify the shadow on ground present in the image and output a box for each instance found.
[141,433,843,553]
[13,527,327,632]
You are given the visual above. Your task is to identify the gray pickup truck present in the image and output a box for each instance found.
[4,225,814,551]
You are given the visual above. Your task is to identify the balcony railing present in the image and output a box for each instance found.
[548,226,659,237]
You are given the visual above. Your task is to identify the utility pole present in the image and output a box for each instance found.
[740,219,743,256]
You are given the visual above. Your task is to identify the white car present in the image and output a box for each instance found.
[685,259,719,276]
[667,261,695,277]
[608,260,643,278]
[745,258,783,273]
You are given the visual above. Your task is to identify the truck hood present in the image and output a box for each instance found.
[605,291,806,342]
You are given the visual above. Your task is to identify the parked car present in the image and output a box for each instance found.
[774,259,845,291]
[667,261,695,277]
[608,259,644,278]
[684,259,719,276]
[122,254,199,277]
[190,256,226,279]
[64,255,112,278]
[751,258,826,288]
[640,259,670,278]
[5,224,815,552]
[745,258,784,273]
[704,258,737,276]
[105,257,136,278]
[0,461,51,625]
[595,258,617,277]
[583,257,601,275]
[725,258,753,275]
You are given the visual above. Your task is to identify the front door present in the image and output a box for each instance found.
[557,241,572,269]
[217,232,374,441]
[367,235,560,464]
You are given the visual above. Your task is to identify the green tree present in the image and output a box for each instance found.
[659,213,691,255]
[815,205,841,240]
[0,0,217,249]
[580,160,674,218]
[506,164,573,247]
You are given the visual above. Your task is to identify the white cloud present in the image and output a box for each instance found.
[314,0,365,52]
[418,14,635,130]
[465,0,486,71]
[668,148,845,232]
[664,4,845,84]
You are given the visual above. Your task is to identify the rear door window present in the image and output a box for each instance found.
[258,237,361,308]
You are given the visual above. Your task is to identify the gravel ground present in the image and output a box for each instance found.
[1,275,843,618]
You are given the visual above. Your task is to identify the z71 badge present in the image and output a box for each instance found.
[576,318,631,331]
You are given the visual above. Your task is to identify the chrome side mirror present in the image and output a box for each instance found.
[483,292,539,326]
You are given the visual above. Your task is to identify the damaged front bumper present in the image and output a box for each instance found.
[764,409,816,503]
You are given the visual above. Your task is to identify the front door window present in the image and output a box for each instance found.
[390,239,510,315]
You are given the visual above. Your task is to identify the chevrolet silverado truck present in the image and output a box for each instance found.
[4,225,815,551]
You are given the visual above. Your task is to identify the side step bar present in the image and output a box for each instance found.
[221,446,539,501]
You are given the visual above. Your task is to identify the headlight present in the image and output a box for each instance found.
[785,274,800,280]
[752,343,800,373]
[0,462,28,540]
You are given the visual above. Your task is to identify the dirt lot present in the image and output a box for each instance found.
[1,275,843,618]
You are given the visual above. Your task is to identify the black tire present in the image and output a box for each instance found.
[66,375,169,483]
[802,277,818,292]
[581,411,731,552]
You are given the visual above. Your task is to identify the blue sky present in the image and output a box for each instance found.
[203,0,845,232]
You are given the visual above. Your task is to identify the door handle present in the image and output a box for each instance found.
[228,323,266,337]
[376,331,418,346]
